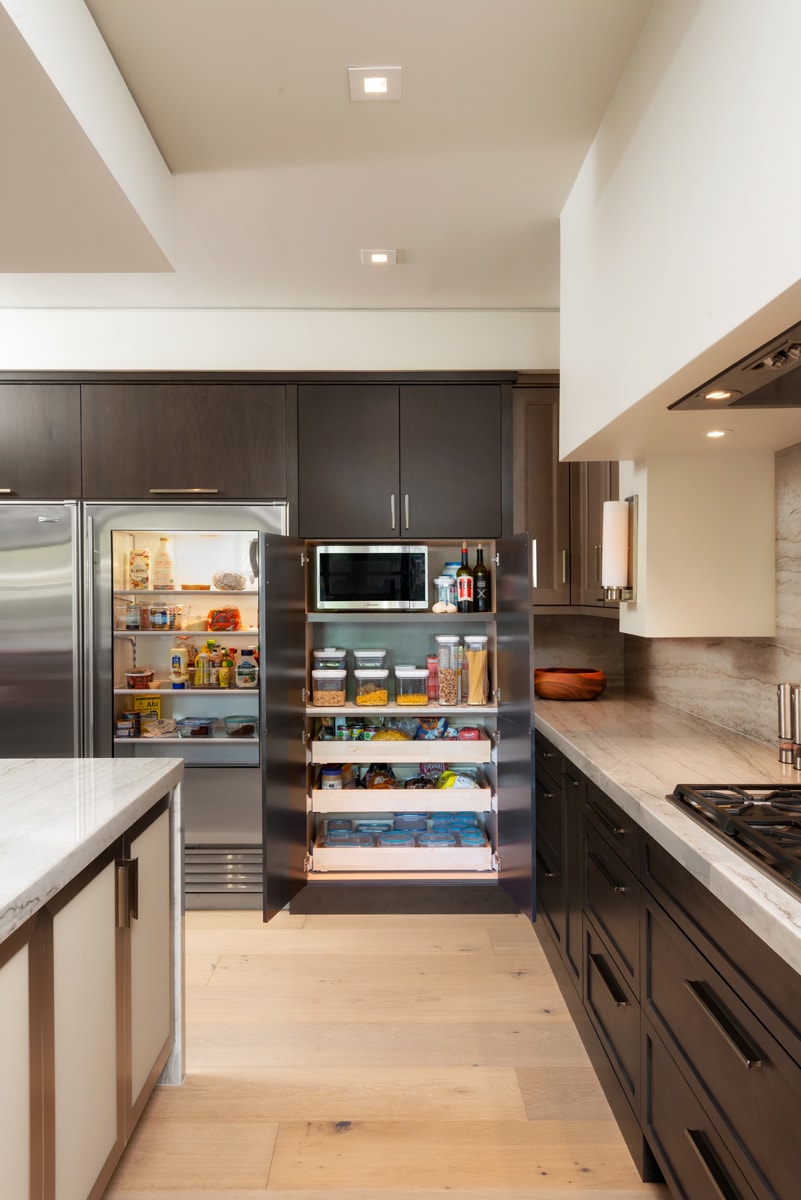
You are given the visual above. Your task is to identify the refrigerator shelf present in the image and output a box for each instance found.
[113,629,259,637]
[113,588,259,596]
[114,686,259,695]
[114,734,257,744]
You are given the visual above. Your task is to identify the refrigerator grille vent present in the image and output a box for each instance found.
[184,843,262,910]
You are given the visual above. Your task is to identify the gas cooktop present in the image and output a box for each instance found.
[669,784,801,891]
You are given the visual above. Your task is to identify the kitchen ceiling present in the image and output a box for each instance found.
[0,0,652,311]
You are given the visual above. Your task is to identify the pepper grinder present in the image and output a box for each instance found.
[779,683,794,764]
[789,683,801,769]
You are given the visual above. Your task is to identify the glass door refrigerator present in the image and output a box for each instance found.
[84,501,286,908]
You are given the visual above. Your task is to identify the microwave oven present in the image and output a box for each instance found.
[315,544,429,611]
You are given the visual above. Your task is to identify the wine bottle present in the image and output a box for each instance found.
[473,543,490,612]
[456,541,473,613]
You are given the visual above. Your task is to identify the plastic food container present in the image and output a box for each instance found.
[435,635,460,705]
[393,812,427,831]
[418,831,457,846]
[312,668,347,706]
[394,667,429,706]
[433,576,457,610]
[378,830,415,846]
[313,647,347,670]
[354,668,389,706]
[124,669,154,690]
[113,600,141,630]
[353,649,388,670]
[223,715,257,738]
[144,603,174,631]
[176,717,216,738]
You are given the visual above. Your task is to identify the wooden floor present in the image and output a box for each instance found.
[104,908,670,1199]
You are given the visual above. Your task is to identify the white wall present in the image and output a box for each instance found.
[559,0,801,460]
[0,308,557,371]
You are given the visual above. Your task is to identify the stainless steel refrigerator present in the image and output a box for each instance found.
[84,501,287,908]
[0,500,83,758]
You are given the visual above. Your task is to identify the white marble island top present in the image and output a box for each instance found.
[535,693,801,976]
[0,756,183,944]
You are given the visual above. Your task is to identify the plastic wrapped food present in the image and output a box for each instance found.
[207,607,242,631]
[212,571,247,591]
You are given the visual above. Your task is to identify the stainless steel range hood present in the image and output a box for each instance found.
[669,319,801,410]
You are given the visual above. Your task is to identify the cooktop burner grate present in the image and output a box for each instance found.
[669,784,801,889]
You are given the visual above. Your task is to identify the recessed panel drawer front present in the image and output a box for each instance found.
[583,824,640,992]
[644,897,801,1200]
[644,1024,760,1200]
[535,836,565,948]
[583,782,638,872]
[584,916,639,1107]
[535,765,563,866]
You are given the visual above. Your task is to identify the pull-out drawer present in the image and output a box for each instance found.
[535,836,565,950]
[643,896,801,1200]
[584,916,639,1109]
[535,765,563,867]
[644,1023,760,1200]
[583,781,638,872]
[583,823,640,993]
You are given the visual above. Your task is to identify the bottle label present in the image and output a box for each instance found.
[457,575,473,603]
[475,579,488,607]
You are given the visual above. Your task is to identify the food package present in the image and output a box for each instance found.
[207,606,241,631]
[436,769,479,789]
[212,571,247,591]
[364,764,397,789]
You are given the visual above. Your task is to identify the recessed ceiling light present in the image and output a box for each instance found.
[706,429,732,438]
[702,388,740,401]
[361,249,397,265]
[348,66,402,102]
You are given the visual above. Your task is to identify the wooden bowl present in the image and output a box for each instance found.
[534,667,607,701]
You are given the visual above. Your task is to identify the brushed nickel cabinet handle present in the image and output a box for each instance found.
[404,494,410,530]
[0,488,12,494]
[390,494,396,530]
[148,487,220,494]
[589,851,630,895]
[561,549,568,584]
[589,952,629,1007]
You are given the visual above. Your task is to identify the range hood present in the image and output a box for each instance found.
[669,319,801,410]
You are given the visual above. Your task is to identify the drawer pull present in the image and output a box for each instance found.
[590,850,630,895]
[148,487,220,494]
[685,1128,743,1200]
[684,979,764,1070]
[565,773,580,790]
[589,952,629,1007]
[535,850,556,880]
[587,799,626,838]
[543,791,558,801]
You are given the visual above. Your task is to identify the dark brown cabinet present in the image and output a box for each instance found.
[297,382,505,539]
[0,383,81,498]
[81,383,289,500]
[512,380,618,610]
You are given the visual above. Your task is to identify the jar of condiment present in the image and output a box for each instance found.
[319,766,343,790]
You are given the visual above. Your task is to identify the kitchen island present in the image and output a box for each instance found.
[534,693,801,1200]
[0,756,183,1200]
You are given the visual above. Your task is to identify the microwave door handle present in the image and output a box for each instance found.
[390,494,396,530]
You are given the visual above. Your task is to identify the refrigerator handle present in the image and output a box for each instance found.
[83,509,96,758]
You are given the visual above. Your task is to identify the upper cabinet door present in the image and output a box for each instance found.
[399,384,503,539]
[512,384,570,605]
[297,381,505,539]
[81,383,288,500]
[297,384,400,538]
[0,383,81,498]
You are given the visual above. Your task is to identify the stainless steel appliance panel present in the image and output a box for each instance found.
[0,501,81,757]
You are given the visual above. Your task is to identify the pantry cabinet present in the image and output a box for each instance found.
[296,383,507,539]
[512,381,618,612]
[0,383,81,498]
[81,383,289,500]
[261,535,534,917]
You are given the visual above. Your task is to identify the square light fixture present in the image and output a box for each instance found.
[361,249,397,265]
[348,66,402,102]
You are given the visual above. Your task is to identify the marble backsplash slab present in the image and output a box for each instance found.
[535,439,801,750]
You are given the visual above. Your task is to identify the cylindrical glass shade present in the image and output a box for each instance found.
[601,500,629,589]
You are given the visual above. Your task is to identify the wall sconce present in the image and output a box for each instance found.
[601,495,638,602]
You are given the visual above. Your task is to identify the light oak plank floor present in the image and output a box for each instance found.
[105,909,670,1199]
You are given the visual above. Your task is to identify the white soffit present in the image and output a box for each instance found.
[0,0,174,271]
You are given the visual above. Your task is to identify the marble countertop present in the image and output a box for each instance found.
[534,693,801,975]
[0,757,184,944]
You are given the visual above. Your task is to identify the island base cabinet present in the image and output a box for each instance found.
[51,859,121,1200]
[0,927,32,1200]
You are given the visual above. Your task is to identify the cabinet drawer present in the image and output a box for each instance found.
[644,1023,760,1200]
[535,768,562,866]
[534,736,562,781]
[584,916,639,1108]
[583,823,640,992]
[643,897,801,1200]
[583,782,638,872]
[535,837,565,949]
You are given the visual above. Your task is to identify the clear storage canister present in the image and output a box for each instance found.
[313,647,347,670]
[464,635,489,705]
[311,668,347,706]
[435,635,460,705]
[353,649,387,671]
[354,668,389,705]
[395,667,429,706]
